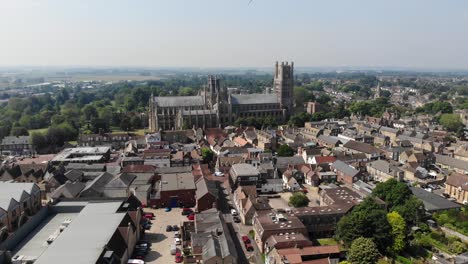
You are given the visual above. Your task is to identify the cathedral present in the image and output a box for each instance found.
[148,61,294,131]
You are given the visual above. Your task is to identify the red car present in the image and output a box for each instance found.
[175,252,183,263]
[241,236,250,243]
[187,214,195,221]
[245,243,254,252]
[144,212,155,220]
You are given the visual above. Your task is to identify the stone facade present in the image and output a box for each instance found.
[149,62,294,131]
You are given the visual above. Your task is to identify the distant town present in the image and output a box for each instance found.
[0,63,467,264]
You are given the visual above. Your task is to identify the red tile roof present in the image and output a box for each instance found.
[314,156,337,164]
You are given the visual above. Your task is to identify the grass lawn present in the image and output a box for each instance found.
[111,128,147,136]
[109,126,148,136]
[317,238,339,246]
[28,128,48,135]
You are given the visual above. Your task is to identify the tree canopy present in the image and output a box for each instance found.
[201,147,214,163]
[438,114,464,132]
[335,197,392,253]
[289,192,309,207]
[347,237,380,264]
[277,144,294,157]
[372,179,412,210]
[387,211,407,253]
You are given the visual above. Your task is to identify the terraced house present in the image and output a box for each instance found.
[0,182,42,242]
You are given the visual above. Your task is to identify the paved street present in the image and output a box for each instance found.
[221,185,264,264]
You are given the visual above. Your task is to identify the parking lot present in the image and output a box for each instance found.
[139,208,186,264]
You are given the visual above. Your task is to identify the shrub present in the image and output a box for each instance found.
[289,192,310,207]
[448,241,467,254]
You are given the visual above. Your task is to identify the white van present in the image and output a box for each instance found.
[170,243,177,255]
[128,259,145,264]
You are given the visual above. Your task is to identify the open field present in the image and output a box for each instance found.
[47,75,163,82]
[28,128,48,135]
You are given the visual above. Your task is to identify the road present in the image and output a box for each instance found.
[219,185,264,264]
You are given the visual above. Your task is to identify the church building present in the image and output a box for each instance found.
[148,61,294,131]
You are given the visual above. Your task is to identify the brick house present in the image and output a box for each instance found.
[195,177,218,212]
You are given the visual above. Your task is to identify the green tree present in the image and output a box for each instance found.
[30,132,48,153]
[277,144,294,157]
[294,86,314,109]
[387,211,406,253]
[201,147,214,163]
[288,112,311,127]
[393,196,425,225]
[439,114,464,132]
[179,87,195,96]
[119,116,131,131]
[348,237,380,264]
[289,192,310,207]
[316,94,332,105]
[372,179,412,210]
[336,197,392,253]
[10,125,28,136]
[82,104,98,120]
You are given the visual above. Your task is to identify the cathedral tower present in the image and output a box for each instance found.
[274,61,294,116]
[206,75,221,107]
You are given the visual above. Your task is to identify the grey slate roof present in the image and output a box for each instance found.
[64,169,83,182]
[1,136,30,145]
[410,187,461,212]
[196,178,219,200]
[231,163,260,177]
[380,126,399,134]
[153,96,205,107]
[368,160,402,174]
[318,135,342,146]
[275,156,305,169]
[51,181,86,199]
[230,94,278,105]
[332,160,359,177]
[80,172,114,197]
[0,182,39,211]
[105,173,136,188]
[193,209,237,262]
[435,154,468,171]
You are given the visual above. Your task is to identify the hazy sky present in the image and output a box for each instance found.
[1,0,468,69]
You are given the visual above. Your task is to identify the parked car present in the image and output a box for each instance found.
[175,252,183,263]
[131,254,144,260]
[137,240,152,247]
[230,209,238,216]
[143,212,155,219]
[135,243,150,250]
[241,236,250,244]
[233,216,241,223]
[182,208,193,215]
[170,244,177,255]
[174,238,181,245]
[174,231,180,238]
[128,259,145,264]
[166,225,173,232]
[172,225,179,231]
[143,223,151,230]
[245,243,254,252]
[187,214,195,221]
[165,207,172,212]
